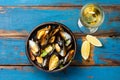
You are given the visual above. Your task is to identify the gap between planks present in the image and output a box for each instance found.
[0,5,120,11]
[0,64,120,70]
[0,30,120,39]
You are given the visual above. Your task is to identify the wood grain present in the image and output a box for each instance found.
[0,66,120,80]
[0,6,119,33]
[0,30,120,39]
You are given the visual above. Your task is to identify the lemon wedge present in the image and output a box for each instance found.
[86,35,102,47]
[81,40,90,60]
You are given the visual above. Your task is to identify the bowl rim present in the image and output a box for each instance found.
[26,22,77,72]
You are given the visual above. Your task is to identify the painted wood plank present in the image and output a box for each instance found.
[75,37,120,66]
[0,7,119,33]
[0,37,120,66]
[0,0,119,6]
[0,39,29,65]
[0,66,120,80]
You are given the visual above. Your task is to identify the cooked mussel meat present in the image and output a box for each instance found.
[40,32,49,47]
[49,36,55,43]
[55,43,61,53]
[37,25,51,40]
[36,56,43,64]
[29,40,39,56]
[40,44,54,57]
[49,54,59,71]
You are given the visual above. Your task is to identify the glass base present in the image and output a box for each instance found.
[78,19,98,34]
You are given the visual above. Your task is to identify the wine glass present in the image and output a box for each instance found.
[78,3,104,34]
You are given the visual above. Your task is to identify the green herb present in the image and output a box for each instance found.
[40,50,48,57]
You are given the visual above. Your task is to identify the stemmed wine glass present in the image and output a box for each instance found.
[78,3,104,34]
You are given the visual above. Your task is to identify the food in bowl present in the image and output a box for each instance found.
[26,22,76,72]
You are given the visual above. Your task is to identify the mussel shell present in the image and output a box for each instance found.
[58,42,66,57]
[49,36,56,43]
[29,40,39,53]
[31,50,40,57]
[67,44,72,51]
[49,54,59,71]
[59,49,66,57]
[55,43,61,53]
[37,30,45,40]
[60,31,71,41]
[30,50,35,61]
[56,36,63,46]
[50,27,59,36]
[65,39,71,46]
[37,25,51,40]
[40,31,49,47]
[63,50,75,64]
[42,58,48,68]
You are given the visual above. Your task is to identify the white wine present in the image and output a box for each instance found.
[80,4,104,28]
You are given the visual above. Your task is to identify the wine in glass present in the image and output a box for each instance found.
[78,3,104,34]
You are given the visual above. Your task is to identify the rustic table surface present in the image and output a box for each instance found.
[0,0,120,80]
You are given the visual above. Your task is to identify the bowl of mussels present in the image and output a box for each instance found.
[26,22,76,72]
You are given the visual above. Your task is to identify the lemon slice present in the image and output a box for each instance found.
[81,40,90,60]
[86,35,102,47]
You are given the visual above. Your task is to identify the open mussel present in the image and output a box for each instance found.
[37,25,51,40]
[49,54,59,71]
[40,32,49,47]
[58,43,66,57]
[50,26,60,36]
[67,44,72,51]
[60,31,72,46]
[56,36,63,46]
[30,50,35,61]
[55,43,61,53]
[40,44,54,57]
[63,50,75,64]
[49,36,55,43]
[29,40,40,56]
[42,58,49,68]
[36,56,43,64]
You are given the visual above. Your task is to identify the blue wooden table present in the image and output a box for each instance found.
[0,0,120,80]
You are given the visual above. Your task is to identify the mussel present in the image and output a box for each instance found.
[67,44,72,51]
[55,43,61,53]
[30,50,35,61]
[49,36,55,43]
[36,56,43,64]
[60,31,72,46]
[40,32,49,47]
[40,44,54,57]
[42,58,48,68]
[49,54,59,71]
[50,27,59,36]
[56,36,63,46]
[37,25,51,40]
[29,40,39,56]
[63,50,75,64]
